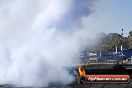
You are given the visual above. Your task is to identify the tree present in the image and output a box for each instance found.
[129,31,132,36]
[87,32,131,52]
[93,33,129,51]
[128,31,132,49]
[94,32,107,51]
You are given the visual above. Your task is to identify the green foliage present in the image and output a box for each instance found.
[129,31,132,36]
[92,31,132,51]
[128,36,132,49]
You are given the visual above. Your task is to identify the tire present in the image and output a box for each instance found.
[77,76,86,84]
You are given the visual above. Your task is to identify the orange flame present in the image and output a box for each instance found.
[78,66,86,76]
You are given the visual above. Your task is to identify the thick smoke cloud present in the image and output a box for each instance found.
[0,0,96,87]
[55,0,96,29]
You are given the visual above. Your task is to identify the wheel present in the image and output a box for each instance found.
[77,76,86,84]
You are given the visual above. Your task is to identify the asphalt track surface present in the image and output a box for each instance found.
[1,83,132,88]
[1,64,132,88]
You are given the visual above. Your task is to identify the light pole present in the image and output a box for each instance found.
[121,29,124,64]
[121,29,123,53]
[121,29,123,51]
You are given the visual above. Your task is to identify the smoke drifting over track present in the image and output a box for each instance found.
[0,0,96,87]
